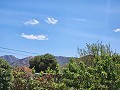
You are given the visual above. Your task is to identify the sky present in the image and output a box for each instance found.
[0,0,120,58]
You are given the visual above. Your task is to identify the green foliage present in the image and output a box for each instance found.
[12,67,31,90]
[28,76,55,90]
[77,41,112,57]
[54,82,67,90]
[29,53,57,73]
[45,63,60,74]
[32,67,36,74]
[45,67,54,74]
[54,63,60,74]
[63,42,120,90]
[0,58,13,90]
[63,58,88,89]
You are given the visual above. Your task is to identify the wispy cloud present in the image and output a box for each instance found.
[45,17,58,25]
[73,18,87,22]
[73,18,95,22]
[114,28,120,32]
[23,19,39,25]
[21,33,48,40]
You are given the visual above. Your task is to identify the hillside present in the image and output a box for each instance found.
[0,55,71,67]
[11,56,34,67]
[0,55,19,64]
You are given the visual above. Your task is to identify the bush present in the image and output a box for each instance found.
[0,58,13,90]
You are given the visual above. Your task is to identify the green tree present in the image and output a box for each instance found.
[77,42,120,89]
[63,42,120,90]
[29,53,57,73]
[63,58,89,90]
[0,58,13,90]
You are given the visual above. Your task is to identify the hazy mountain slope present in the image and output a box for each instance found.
[11,56,34,67]
[55,56,71,66]
[0,55,19,64]
[0,55,71,67]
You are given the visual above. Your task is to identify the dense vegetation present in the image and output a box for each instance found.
[29,53,57,73]
[0,42,120,90]
[0,58,13,90]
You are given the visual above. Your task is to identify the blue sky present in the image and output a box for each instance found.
[0,0,120,58]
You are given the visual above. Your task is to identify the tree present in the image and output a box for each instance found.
[63,58,87,89]
[77,41,120,89]
[0,58,13,90]
[63,42,120,90]
[29,53,57,73]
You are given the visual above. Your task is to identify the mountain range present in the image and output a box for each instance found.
[0,55,71,67]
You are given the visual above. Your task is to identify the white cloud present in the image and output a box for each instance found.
[45,17,58,25]
[21,33,48,40]
[114,28,120,32]
[23,19,39,25]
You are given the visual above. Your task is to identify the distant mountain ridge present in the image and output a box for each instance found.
[0,55,19,64]
[11,56,34,67]
[0,55,71,67]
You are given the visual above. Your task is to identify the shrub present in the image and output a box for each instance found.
[0,58,13,90]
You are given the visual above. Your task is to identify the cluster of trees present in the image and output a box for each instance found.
[29,53,57,73]
[0,42,120,90]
